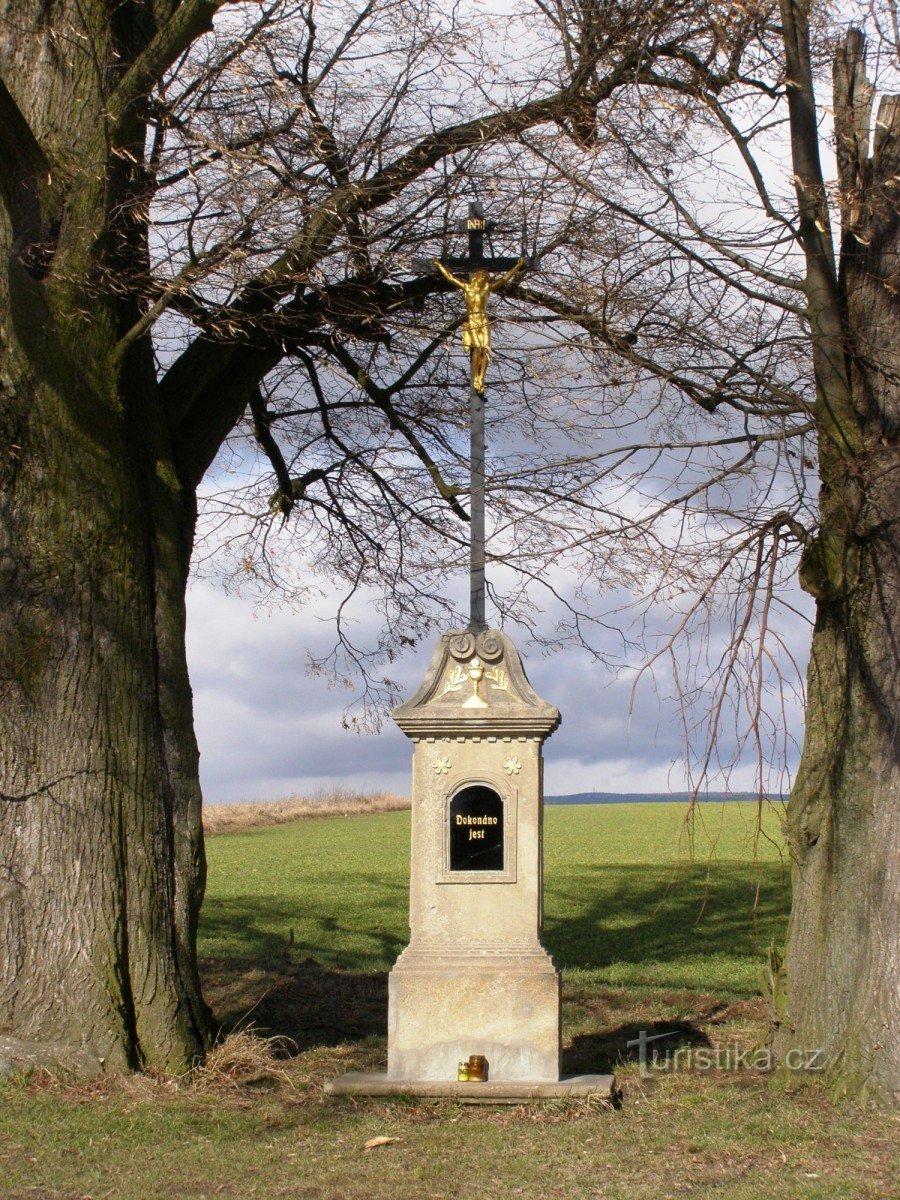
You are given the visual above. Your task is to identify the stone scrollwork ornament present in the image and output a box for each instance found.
[436,630,522,704]
[476,631,503,662]
[449,632,476,661]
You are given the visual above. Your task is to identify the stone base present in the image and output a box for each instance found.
[387,947,560,1083]
[325,1072,615,1104]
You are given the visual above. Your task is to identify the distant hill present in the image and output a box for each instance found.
[544,791,783,805]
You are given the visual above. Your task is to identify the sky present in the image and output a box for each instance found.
[187,573,811,806]
[180,0,825,807]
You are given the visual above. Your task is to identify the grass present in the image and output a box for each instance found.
[200,801,789,1001]
[1,802,896,1200]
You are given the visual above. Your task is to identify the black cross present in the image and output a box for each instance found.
[428,203,524,633]
[439,201,521,277]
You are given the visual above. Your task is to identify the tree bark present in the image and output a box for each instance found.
[0,0,210,1071]
[0,266,211,1071]
[776,19,899,1102]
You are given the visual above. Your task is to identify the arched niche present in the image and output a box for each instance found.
[449,784,504,871]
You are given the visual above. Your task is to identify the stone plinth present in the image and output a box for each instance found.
[388,629,561,1085]
[388,949,560,1081]
[325,1073,616,1104]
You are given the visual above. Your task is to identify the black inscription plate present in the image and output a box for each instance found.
[450,785,504,871]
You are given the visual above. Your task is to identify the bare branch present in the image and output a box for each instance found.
[106,0,228,133]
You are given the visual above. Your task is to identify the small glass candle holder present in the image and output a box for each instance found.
[468,1055,487,1082]
[457,1061,471,1082]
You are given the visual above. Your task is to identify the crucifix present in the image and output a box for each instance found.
[431,202,526,633]
[328,203,610,1106]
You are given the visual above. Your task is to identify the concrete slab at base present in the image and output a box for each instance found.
[324,1072,616,1105]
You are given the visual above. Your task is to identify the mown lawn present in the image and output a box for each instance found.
[1,803,896,1200]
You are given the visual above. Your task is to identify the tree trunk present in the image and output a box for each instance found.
[783,493,900,1101]
[0,294,211,1071]
[0,0,211,1070]
[776,25,899,1103]
[0,285,210,1071]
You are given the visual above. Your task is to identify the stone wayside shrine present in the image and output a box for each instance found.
[326,625,613,1100]
[389,627,561,1084]
[326,204,613,1102]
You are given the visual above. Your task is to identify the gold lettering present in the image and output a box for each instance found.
[454,811,500,827]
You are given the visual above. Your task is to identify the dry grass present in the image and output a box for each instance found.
[202,786,410,835]
[192,1027,300,1090]
[9,1015,898,1200]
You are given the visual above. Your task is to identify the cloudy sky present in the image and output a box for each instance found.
[185,331,816,810]
[187,572,811,806]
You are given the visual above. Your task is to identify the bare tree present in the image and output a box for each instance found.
[1,0,744,1071]
[194,0,899,1100]
[1,0,895,1100]
[201,0,899,1098]
[484,0,897,1099]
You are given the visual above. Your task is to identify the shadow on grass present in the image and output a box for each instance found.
[203,952,716,1077]
[199,859,788,1055]
[544,861,789,971]
[563,1020,711,1075]
[203,954,389,1050]
[200,875,409,968]
[201,861,788,976]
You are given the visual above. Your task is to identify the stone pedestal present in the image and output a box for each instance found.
[388,949,560,1081]
[326,628,613,1102]
[387,628,561,1083]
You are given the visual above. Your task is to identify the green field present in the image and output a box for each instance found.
[1,803,896,1200]
[201,802,790,1027]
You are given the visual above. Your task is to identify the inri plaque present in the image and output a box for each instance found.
[449,785,504,871]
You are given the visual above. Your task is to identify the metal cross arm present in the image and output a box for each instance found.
[413,203,525,275]
[440,201,522,273]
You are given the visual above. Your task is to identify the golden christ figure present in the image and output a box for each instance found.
[433,258,525,393]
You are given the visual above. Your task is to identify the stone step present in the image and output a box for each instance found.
[325,1072,616,1105]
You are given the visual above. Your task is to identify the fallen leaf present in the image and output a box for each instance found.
[364,1136,399,1151]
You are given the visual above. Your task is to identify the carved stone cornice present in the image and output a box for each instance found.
[392,629,560,741]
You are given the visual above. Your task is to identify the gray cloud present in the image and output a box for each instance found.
[188,579,809,805]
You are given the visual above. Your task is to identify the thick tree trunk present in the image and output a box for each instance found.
[0,1,210,1069]
[0,268,210,1068]
[782,493,900,1101]
[776,25,899,1103]
[0,330,210,1069]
